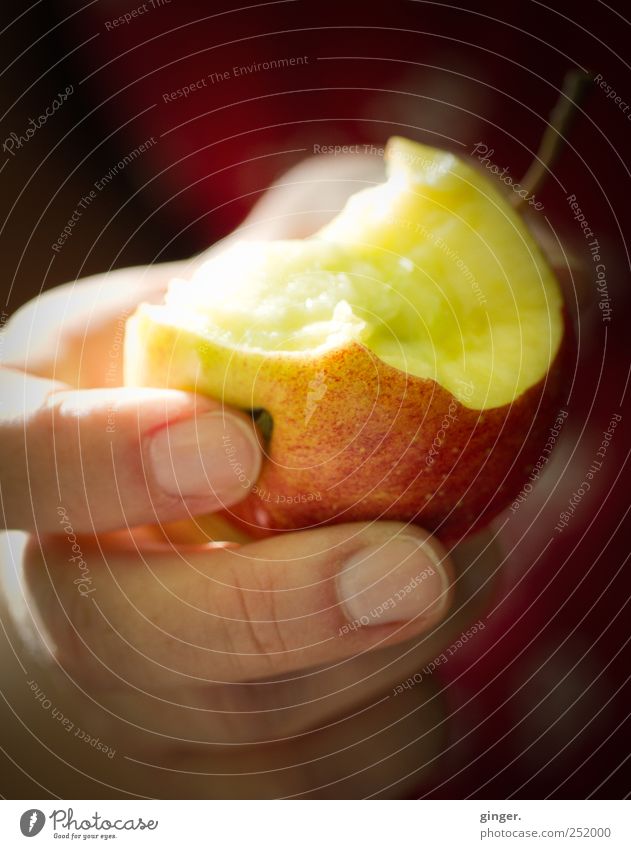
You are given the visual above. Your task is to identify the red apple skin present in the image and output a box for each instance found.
[221,315,572,544]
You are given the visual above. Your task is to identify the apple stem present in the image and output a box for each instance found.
[513,70,592,208]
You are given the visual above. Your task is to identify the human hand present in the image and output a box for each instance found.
[0,154,500,798]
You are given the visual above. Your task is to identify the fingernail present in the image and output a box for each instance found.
[337,535,450,626]
[148,412,261,501]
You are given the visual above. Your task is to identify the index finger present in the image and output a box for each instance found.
[2,262,184,388]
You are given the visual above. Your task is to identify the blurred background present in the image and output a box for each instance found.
[0,0,629,798]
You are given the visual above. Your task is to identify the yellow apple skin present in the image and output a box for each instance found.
[126,309,570,543]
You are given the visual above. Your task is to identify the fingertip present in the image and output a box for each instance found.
[12,385,263,532]
[146,407,262,506]
[336,525,454,630]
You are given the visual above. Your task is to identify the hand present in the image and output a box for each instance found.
[0,154,500,798]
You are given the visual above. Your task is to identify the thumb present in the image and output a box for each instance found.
[0,368,261,533]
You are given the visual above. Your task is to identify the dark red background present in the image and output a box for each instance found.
[1,0,629,798]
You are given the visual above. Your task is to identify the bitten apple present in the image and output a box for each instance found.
[125,137,568,541]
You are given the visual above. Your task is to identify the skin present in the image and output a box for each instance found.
[130,320,567,542]
[0,154,501,799]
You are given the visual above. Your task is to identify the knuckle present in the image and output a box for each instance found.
[226,561,292,666]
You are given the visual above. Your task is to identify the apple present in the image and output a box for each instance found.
[125,137,568,541]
